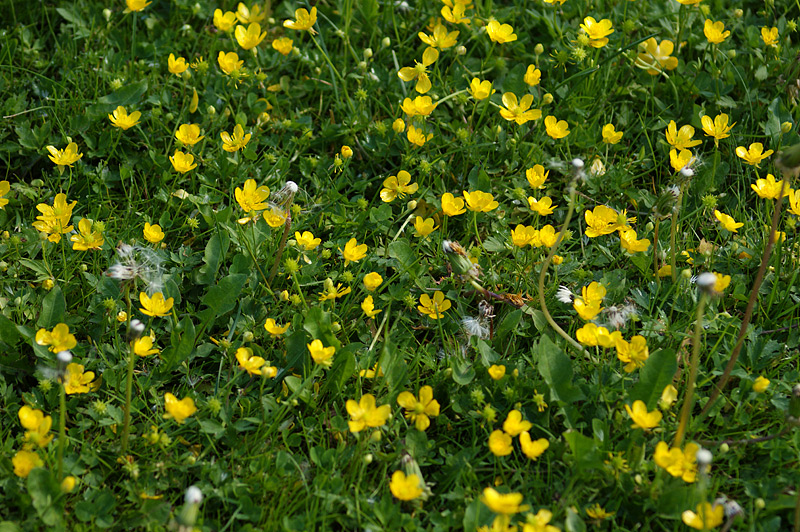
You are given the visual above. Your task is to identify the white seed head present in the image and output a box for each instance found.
[695,272,717,288]
[696,448,713,467]
[572,158,585,169]
[57,351,73,364]
[185,485,203,504]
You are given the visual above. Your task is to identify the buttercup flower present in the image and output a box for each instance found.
[346,394,391,432]
[580,17,614,48]
[751,174,789,199]
[283,7,318,34]
[442,2,470,25]
[682,502,725,530]
[401,95,437,117]
[133,334,159,357]
[71,218,104,251]
[481,488,529,515]
[218,51,244,75]
[654,441,699,482]
[168,53,189,76]
[143,223,164,244]
[363,272,383,291]
[170,150,197,173]
[666,121,701,150]
[499,93,541,125]
[701,113,735,146]
[63,363,98,395]
[714,210,743,232]
[464,190,499,212]
[13,450,43,478]
[308,339,335,367]
[163,393,197,424]
[761,27,779,47]
[528,196,557,216]
[544,115,570,139]
[361,295,382,319]
[620,228,650,253]
[235,23,267,51]
[753,376,770,393]
[418,23,459,50]
[442,192,466,216]
[414,216,437,237]
[397,386,440,431]
[235,347,268,376]
[139,292,174,317]
[489,430,513,456]
[381,170,419,202]
[704,20,730,44]
[669,149,694,172]
[510,225,538,248]
[602,124,623,144]
[318,282,351,302]
[36,323,77,352]
[519,432,550,461]
[220,124,251,152]
[126,0,151,12]
[33,193,76,242]
[488,365,506,380]
[736,142,774,167]
[265,318,290,337]
[625,400,662,430]
[469,78,494,100]
[397,47,439,94]
[272,37,294,55]
[0,180,9,209]
[46,142,83,167]
[214,9,237,31]
[295,231,321,250]
[524,65,541,86]
[108,106,141,130]
[584,205,630,237]
[526,165,549,189]
[341,238,367,265]
[615,335,649,372]
[486,20,517,44]
[19,406,53,447]
[418,291,451,319]
[636,38,678,75]
[502,409,532,437]
[175,124,204,146]
[390,471,423,501]
[236,2,267,24]
[235,179,270,219]
[407,124,433,146]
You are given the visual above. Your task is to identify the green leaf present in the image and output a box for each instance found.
[0,315,21,344]
[629,348,677,410]
[303,307,340,349]
[27,468,63,526]
[450,356,475,386]
[89,81,148,115]
[162,317,196,372]
[388,239,416,270]
[536,335,585,404]
[495,309,522,339]
[37,286,66,329]
[201,274,246,317]
[563,430,602,471]
[195,232,230,285]
[199,419,225,437]
[324,343,357,394]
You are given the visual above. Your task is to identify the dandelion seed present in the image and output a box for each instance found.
[556,285,574,304]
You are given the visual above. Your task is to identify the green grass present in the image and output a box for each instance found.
[2,0,800,530]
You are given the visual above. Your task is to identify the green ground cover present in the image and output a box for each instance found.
[2,0,800,530]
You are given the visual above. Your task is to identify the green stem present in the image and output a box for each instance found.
[57,378,66,481]
[669,185,683,283]
[674,292,707,448]
[120,290,134,453]
[268,216,292,286]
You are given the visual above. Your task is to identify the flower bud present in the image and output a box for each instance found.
[407,199,418,210]
[534,43,544,56]
[382,37,391,48]
[103,8,112,20]
[733,8,743,17]
[341,145,353,159]
[456,45,467,56]
[392,118,405,133]
[755,498,765,509]
[542,93,554,105]
[782,121,793,134]
[363,48,373,59]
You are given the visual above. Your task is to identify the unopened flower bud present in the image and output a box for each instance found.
[407,199,418,210]
[341,145,353,159]
[719,442,729,454]
[733,8,743,18]
[534,44,544,56]
[392,118,405,133]
[542,93,553,105]
[382,37,391,48]
[363,48,373,59]
[782,121,793,134]
[456,45,467,56]
[103,8,112,20]
[755,498,765,509]
[364,453,373,464]
[242,331,254,342]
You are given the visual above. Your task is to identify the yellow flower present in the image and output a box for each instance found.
[511,225,538,248]
[499,93,541,125]
[615,335,649,372]
[486,20,517,44]
[361,295,382,319]
[527,196,556,216]
[736,142,774,167]
[283,6,318,34]
[144,222,165,244]
[0,180,9,209]
[218,51,244,75]
[36,323,77,352]
[526,165,548,189]
[19,406,54,447]
[133,334,159,357]
[675,0,702,4]
[175,124,204,146]
[502,409,532,437]
[236,2,267,24]
[584,205,627,237]
[665,121,701,150]
[602,124,623,144]
[580,17,614,48]
[63,363,98,394]
[488,429,513,456]
[264,318,290,337]
[713,273,731,293]
[418,291,451,319]
[70,218,104,251]
[236,347,267,376]
[295,231,321,250]
[397,48,439,94]
[407,124,433,146]
[346,393,391,432]
[789,189,800,217]
[235,23,267,51]
[544,115,570,139]
[586,505,614,521]
[318,283,351,302]
[751,174,789,199]
[397,386,440,431]
[619,228,650,253]
[168,53,189,76]
[519,432,549,460]
[488,365,506,380]
[170,150,197,173]
[414,216,437,237]
[46,142,83,167]
[33,193,76,242]
[139,292,174,317]
[213,9,237,31]
[13,450,43,478]
[524,65,541,86]
[537,225,558,248]
[272,37,294,56]
[576,323,622,348]
[163,393,197,424]
[701,113,735,146]
[464,190,498,212]
[654,441,699,482]
[401,95,437,117]
[635,38,678,75]
[441,2,470,25]
[682,502,725,530]
[625,400,662,430]
[669,148,694,172]
[761,26,779,47]
[381,170,419,202]
[714,209,743,232]
[704,19,730,44]
[126,0,151,12]
[481,487,529,515]
[469,78,494,100]
[659,384,678,410]
[418,23,459,50]
[220,124,251,152]
[235,179,270,217]
[341,238,367,265]
[307,339,335,367]
[441,192,466,216]
[753,375,770,393]
[363,272,383,291]
[389,471,423,501]
[108,106,141,130]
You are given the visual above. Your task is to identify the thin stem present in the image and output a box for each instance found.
[268,216,292,285]
[120,290,134,453]
[674,292,707,448]
[57,379,66,481]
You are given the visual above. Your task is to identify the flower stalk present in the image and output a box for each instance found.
[674,291,707,447]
